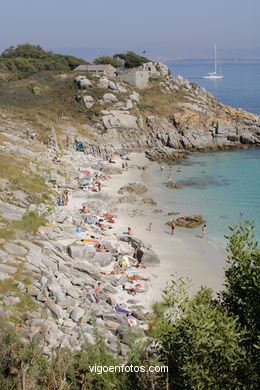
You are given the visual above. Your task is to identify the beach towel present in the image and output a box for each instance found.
[115,307,131,316]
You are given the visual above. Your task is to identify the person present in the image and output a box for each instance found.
[128,227,133,236]
[147,222,152,231]
[134,247,146,268]
[97,182,101,192]
[202,224,207,239]
[80,205,89,213]
[125,161,128,170]
[66,136,70,148]
[176,167,182,172]
[171,220,176,235]
[62,191,68,206]
[168,174,173,184]
[122,161,125,169]
[31,131,36,140]
[160,165,164,172]
[94,282,101,304]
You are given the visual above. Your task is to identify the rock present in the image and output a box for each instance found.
[103,93,118,103]
[153,209,162,213]
[27,284,41,297]
[98,78,109,89]
[68,245,96,260]
[92,252,113,267]
[119,194,137,203]
[83,95,95,108]
[129,91,139,103]
[3,296,20,306]
[105,320,120,332]
[168,212,181,216]
[118,241,133,256]
[46,301,66,319]
[171,215,206,228]
[0,272,13,280]
[117,84,127,93]
[0,201,26,221]
[79,78,92,89]
[142,197,157,205]
[118,182,148,195]
[142,249,160,265]
[102,112,139,130]
[70,307,85,322]
[166,183,183,189]
[0,264,17,274]
[4,243,27,255]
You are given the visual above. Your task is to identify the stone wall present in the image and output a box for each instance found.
[117,68,149,88]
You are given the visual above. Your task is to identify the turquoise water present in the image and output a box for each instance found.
[150,148,260,245]
[147,62,260,245]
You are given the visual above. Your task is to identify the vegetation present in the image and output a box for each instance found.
[113,51,150,68]
[0,44,89,78]
[150,221,260,389]
[93,55,122,68]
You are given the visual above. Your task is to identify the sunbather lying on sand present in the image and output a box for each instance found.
[80,206,90,213]
[127,275,150,281]
[95,243,108,253]
[123,286,145,294]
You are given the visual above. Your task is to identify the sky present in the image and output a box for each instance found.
[0,0,259,60]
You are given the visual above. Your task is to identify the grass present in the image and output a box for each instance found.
[0,212,47,240]
[0,152,52,204]
[138,84,187,118]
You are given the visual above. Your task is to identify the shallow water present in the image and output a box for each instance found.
[143,148,260,246]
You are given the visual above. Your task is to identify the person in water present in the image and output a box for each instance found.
[202,224,207,239]
[168,174,173,184]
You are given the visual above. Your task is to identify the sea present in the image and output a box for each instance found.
[157,61,260,245]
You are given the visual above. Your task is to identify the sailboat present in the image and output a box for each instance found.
[203,44,223,79]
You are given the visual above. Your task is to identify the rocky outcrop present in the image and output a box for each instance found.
[168,215,206,228]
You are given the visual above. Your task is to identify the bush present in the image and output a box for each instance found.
[93,56,122,68]
[0,44,89,78]
[113,51,150,68]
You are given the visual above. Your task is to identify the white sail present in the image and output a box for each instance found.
[203,45,223,79]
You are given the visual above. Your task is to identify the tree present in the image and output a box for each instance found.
[113,51,150,68]
[221,220,260,384]
[93,55,122,68]
[152,277,251,390]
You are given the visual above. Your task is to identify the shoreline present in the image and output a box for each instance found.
[105,153,226,307]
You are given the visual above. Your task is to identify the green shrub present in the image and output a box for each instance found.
[113,51,150,68]
[93,55,122,68]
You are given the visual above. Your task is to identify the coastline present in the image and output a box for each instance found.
[105,153,226,307]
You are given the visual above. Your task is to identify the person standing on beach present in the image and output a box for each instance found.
[202,224,207,239]
[125,161,128,171]
[94,282,101,304]
[122,161,125,169]
[171,220,176,235]
[147,222,152,231]
[168,174,173,184]
[128,227,133,236]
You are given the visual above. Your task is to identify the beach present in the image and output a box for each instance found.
[104,153,226,307]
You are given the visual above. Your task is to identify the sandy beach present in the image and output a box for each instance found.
[105,153,226,307]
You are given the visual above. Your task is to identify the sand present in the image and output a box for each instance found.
[105,153,226,307]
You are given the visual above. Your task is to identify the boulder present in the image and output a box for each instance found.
[170,215,206,228]
[83,95,95,108]
[92,252,113,267]
[0,202,26,221]
[142,197,157,205]
[79,78,92,89]
[3,296,20,306]
[102,112,138,130]
[0,264,17,274]
[70,307,85,322]
[68,245,96,260]
[118,182,148,195]
[103,93,118,103]
[4,243,27,255]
